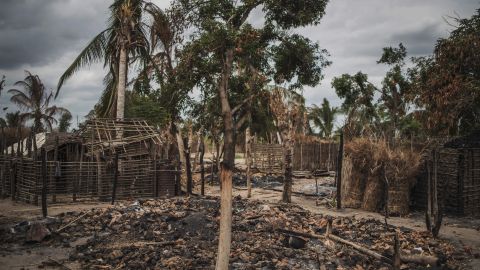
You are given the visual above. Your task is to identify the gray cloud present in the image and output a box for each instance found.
[0,0,109,69]
[0,0,479,129]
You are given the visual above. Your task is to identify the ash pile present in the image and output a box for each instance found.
[0,197,471,269]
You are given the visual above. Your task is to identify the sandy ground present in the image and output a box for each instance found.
[0,175,479,269]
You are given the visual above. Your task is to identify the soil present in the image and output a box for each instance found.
[0,171,479,269]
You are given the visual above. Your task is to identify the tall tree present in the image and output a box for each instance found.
[5,111,24,128]
[377,43,410,137]
[181,1,330,268]
[332,72,378,137]
[58,111,73,132]
[408,9,480,135]
[309,98,339,137]
[57,0,152,119]
[9,71,68,133]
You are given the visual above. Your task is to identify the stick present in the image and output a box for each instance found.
[393,232,401,270]
[56,212,89,233]
[336,131,344,209]
[277,227,393,264]
[111,153,119,205]
[41,148,48,218]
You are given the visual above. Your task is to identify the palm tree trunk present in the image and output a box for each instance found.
[215,48,234,270]
[116,44,127,121]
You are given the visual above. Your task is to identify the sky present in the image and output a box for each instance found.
[0,0,478,128]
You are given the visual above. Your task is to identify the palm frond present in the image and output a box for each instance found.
[8,89,32,109]
[56,29,109,97]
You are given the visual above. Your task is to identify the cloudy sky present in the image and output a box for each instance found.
[0,0,478,128]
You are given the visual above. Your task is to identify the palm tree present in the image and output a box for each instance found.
[5,111,24,128]
[57,0,152,119]
[9,71,68,133]
[309,98,339,138]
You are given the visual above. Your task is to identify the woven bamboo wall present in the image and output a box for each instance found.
[292,142,338,171]
[252,142,338,174]
[0,155,179,205]
[412,147,480,216]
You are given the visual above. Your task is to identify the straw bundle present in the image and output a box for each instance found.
[341,138,421,215]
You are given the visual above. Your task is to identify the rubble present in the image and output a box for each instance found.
[0,196,471,269]
[25,223,51,242]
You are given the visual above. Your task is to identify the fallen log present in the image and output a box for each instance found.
[277,222,440,267]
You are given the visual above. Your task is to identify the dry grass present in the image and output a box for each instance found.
[342,138,421,215]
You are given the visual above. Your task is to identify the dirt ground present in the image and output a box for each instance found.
[0,173,479,269]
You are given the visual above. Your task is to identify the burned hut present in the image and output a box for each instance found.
[0,118,179,205]
[412,131,480,216]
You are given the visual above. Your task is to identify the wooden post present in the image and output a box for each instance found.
[96,152,103,200]
[185,137,193,194]
[41,148,48,217]
[10,159,16,200]
[200,136,205,196]
[426,148,443,237]
[245,127,252,198]
[111,153,119,205]
[16,126,21,157]
[53,136,59,203]
[425,158,432,232]
[393,232,401,270]
[336,131,344,209]
[300,143,303,170]
[153,146,158,197]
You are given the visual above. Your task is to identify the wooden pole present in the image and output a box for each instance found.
[41,148,48,217]
[10,159,16,200]
[336,131,344,209]
[245,127,252,198]
[425,158,432,232]
[53,136,59,203]
[153,145,158,197]
[200,136,205,196]
[111,153,119,205]
[185,137,193,194]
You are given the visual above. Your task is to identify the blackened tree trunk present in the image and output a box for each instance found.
[184,137,193,194]
[200,135,205,196]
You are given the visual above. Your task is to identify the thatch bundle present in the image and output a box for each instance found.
[341,138,421,215]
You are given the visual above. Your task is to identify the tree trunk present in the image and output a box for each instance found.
[200,135,205,196]
[215,141,221,174]
[184,137,193,194]
[336,131,344,209]
[215,48,234,270]
[282,127,293,203]
[116,44,127,120]
[176,127,187,193]
[245,127,252,198]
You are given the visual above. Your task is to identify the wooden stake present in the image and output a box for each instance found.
[200,136,205,196]
[245,127,252,198]
[336,131,344,209]
[41,148,48,217]
[111,153,119,205]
